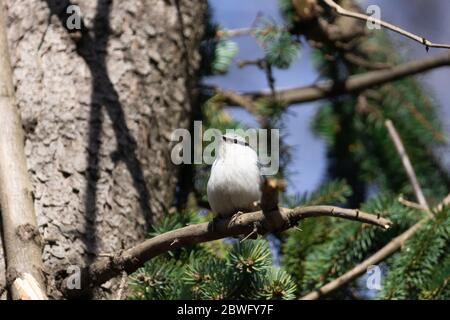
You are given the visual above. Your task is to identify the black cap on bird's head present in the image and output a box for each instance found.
[221,133,249,147]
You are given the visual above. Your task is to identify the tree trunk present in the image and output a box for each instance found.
[0,0,206,299]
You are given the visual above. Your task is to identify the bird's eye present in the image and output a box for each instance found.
[222,136,226,141]
[244,142,249,147]
[234,138,237,144]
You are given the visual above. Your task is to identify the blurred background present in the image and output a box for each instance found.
[205,0,450,196]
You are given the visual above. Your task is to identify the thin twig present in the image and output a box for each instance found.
[444,194,450,206]
[60,205,392,297]
[237,59,264,68]
[216,27,255,38]
[436,193,450,212]
[385,120,430,213]
[398,195,427,211]
[216,24,286,39]
[323,0,450,50]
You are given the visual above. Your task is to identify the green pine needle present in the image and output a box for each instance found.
[212,39,238,74]
[253,17,300,69]
[252,268,297,300]
[228,240,272,274]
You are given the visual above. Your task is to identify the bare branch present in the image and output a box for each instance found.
[220,52,450,107]
[12,273,48,300]
[60,205,392,297]
[237,58,264,68]
[398,196,427,211]
[322,0,450,50]
[385,120,430,212]
[0,0,47,300]
[216,27,255,38]
[215,88,259,115]
[444,194,450,206]
[436,193,450,212]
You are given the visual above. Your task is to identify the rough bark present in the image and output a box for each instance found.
[0,0,206,299]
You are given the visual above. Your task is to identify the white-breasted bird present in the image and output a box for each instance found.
[207,133,262,218]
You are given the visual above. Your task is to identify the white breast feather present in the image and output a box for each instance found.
[207,140,262,218]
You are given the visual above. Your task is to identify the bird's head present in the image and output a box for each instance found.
[218,133,251,159]
[221,133,248,146]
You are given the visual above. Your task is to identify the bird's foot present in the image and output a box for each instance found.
[210,215,224,233]
[230,211,244,226]
[240,222,259,242]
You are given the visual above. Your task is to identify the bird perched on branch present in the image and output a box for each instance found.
[207,133,262,218]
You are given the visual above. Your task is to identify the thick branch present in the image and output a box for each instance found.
[221,52,450,107]
[61,205,391,297]
[0,0,47,300]
[323,0,450,50]
[216,88,259,115]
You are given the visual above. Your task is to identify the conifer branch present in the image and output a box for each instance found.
[301,121,441,300]
[60,205,391,297]
[300,218,426,300]
[385,120,430,213]
[322,0,450,50]
[300,193,450,300]
[220,52,450,108]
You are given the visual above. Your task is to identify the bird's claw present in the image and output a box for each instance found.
[210,215,223,233]
[240,222,259,242]
[230,211,244,225]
